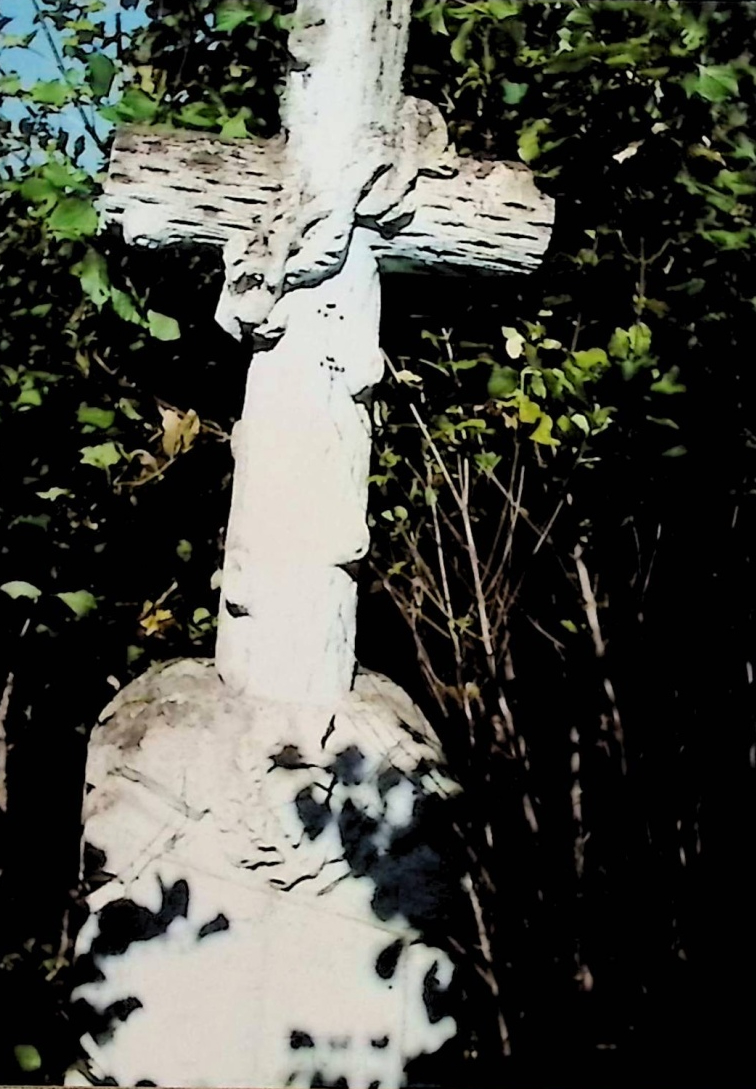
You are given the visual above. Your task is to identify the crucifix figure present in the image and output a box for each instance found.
[67,3,553,1087]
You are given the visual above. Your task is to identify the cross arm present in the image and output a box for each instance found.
[101,125,554,281]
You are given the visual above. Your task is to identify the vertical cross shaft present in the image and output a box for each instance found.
[215,1,412,704]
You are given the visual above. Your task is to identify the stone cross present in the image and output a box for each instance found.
[66,6,554,1087]
[102,0,553,706]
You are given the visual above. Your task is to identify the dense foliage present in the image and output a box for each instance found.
[1,1,755,1085]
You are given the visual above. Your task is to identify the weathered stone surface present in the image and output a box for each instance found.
[104,123,554,281]
[215,232,383,704]
[68,660,460,1089]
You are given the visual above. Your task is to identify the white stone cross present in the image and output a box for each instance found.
[102,0,553,706]
[67,10,555,1086]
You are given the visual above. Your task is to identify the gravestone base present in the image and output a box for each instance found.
[67,659,460,1089]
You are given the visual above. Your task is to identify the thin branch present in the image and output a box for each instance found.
[31,0,107,153]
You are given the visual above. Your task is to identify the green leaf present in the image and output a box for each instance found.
[178,101,221,129]
[14,387,42,409]
[502,81,528,105]
[488,0,520,17]
[118,398,143,421]
[518,395,541,425]
[72,248,110,308]
[20,176,59,212]
[102,87,159,124]
[148,310,181,341]
[56,590,98,618]
[0,74,22,95]
[488,365,518,398]
[608,327,630,359]
[531,414,559,446]
[214,0,274,30]
[220,108,251,139]
[110,288,143,326]
[714,169,756,197]
[47,198,98,240]
[685,64,739,103]
[80,442,122,470]
[474,451,502,475]
[700,228,754,250]
[650,370,686,395]
[572,347,608,372]
[42,160,89,193]
[10,514,51,531]
[37,488,72,501]
[177,539,193,562]
[78,403,115,429]
[628,322,652,356]
[1,581,42,603]
[14,1045,42,1073]
[529,372,547,398]
[502,325,525,359]
[30,80,71,108]
[518,119,550,164]
[662,445,688,458]
[449,357,483,372]
[450,17,475,64]
[87,52,116,98]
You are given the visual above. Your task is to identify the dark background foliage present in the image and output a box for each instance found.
[1,1,756,1085]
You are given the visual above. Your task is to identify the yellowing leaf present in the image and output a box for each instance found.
[140,607,174,635]
[159,407,200,458]
[394,369,423,385]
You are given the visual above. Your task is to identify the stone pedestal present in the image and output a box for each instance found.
[68,660,460,1089]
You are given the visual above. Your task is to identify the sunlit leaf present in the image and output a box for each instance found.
[1,581,42,602]
[148,310,181,341]
[57,590,98,618]
[80,442,122,471]
[48,198,98,240]
[78,403,115,429]
[71,248,110,309]
[14,1045,42,1073]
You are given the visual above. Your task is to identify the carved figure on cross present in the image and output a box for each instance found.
[102,0,553,706]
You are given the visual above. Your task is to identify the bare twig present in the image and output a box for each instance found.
[574,545,627,773]
[463,872,512,1057]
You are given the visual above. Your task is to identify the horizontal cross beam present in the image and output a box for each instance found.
[102,126,554,280]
